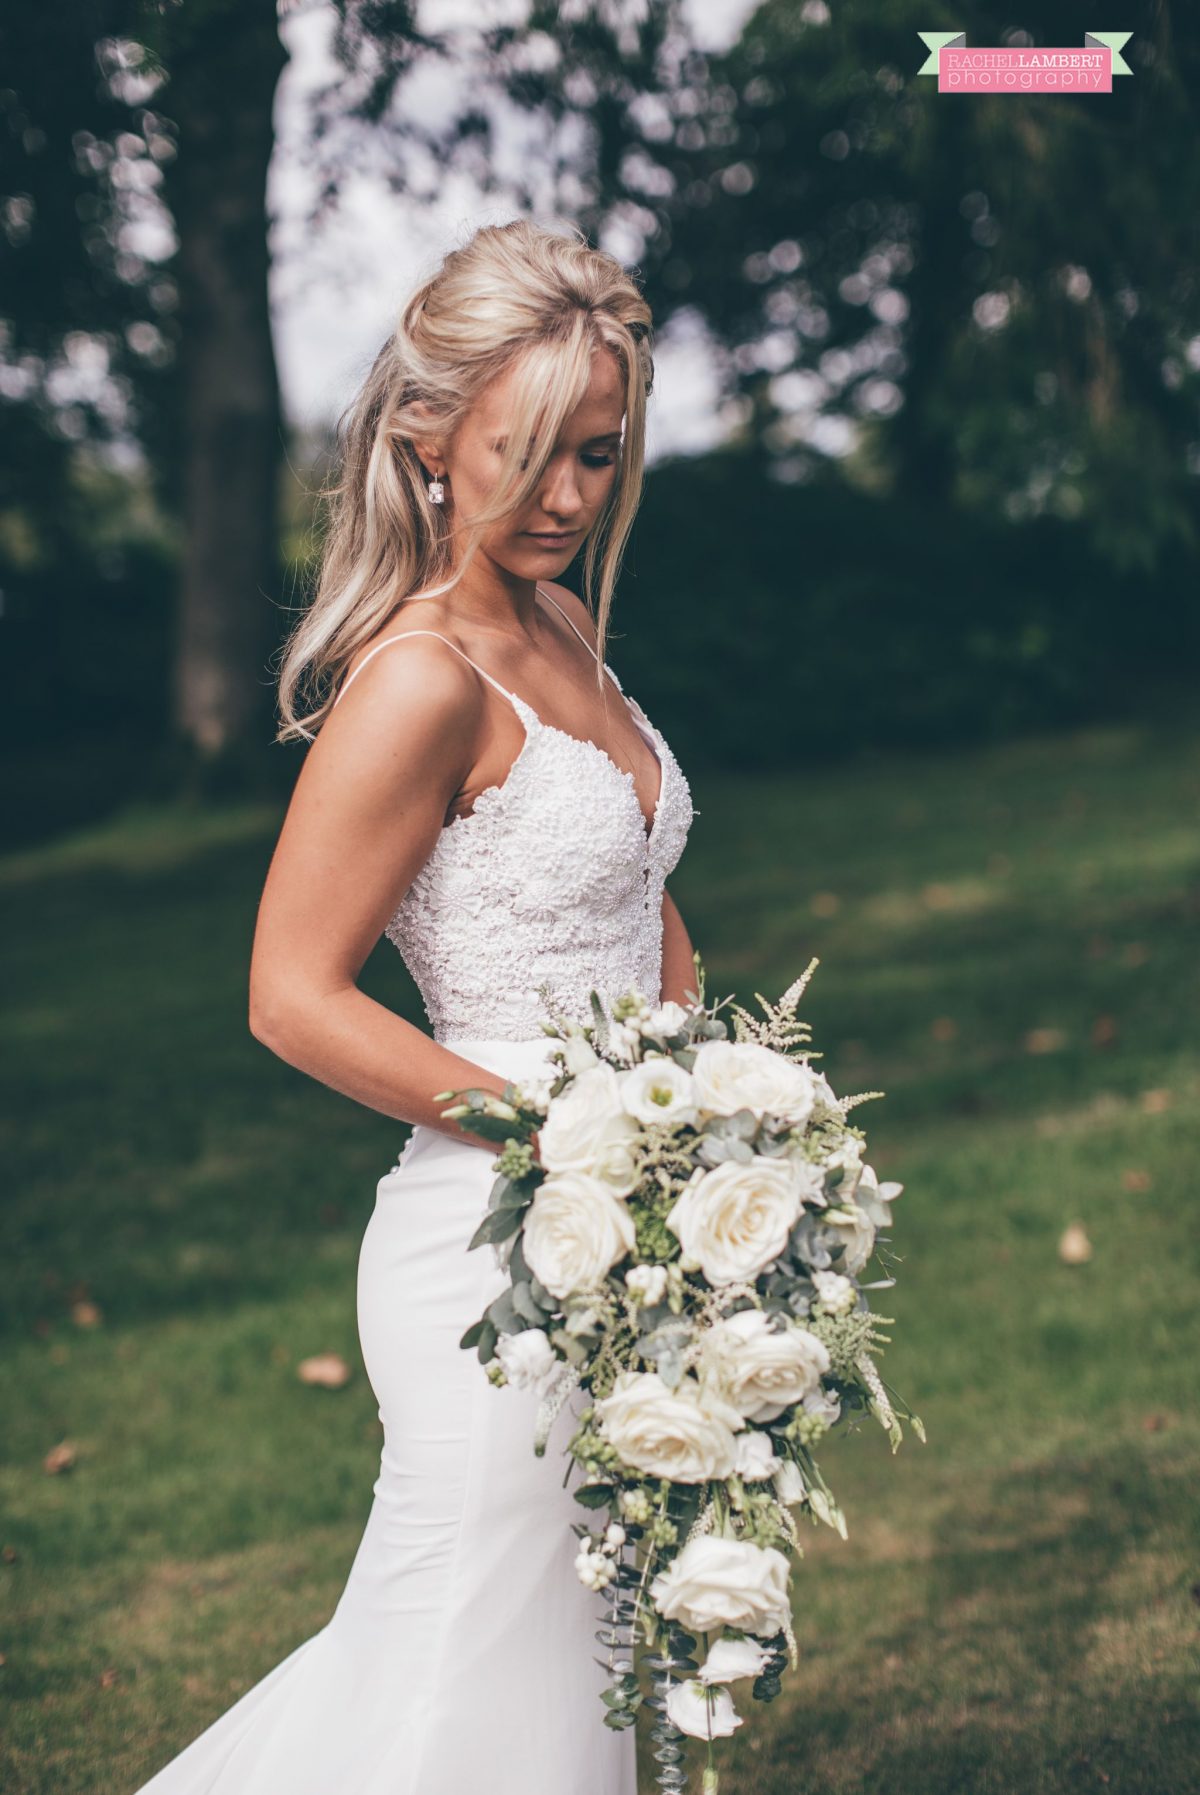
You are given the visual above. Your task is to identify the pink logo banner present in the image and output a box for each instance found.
[917,31,1133,94]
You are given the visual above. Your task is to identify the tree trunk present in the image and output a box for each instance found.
[163,0,288,765]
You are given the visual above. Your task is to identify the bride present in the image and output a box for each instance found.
[132,217,696,1793]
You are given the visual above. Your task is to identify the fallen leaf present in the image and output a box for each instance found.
[1142,1413,1169,1433]
[1058,1224,1093,1266]
[297,1353,352,1390]
[2,1545,18,1563]
[43,1440,77,1474]
[1122,941,1149,967]
[1025,1027,1067,1054]
[1091,1014,1118,1047]
[1140,1088,1172,1114]
[810,891,840,918]
[930,1016,958,1041]
[1121,1168,1152,1192]
[99,1667,119,1688]
[71,1300,103,1328]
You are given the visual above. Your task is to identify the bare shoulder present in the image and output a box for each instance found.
[540,580,600,651]
[323,622,483,770]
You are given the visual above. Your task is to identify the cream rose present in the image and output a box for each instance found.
[620,1057,698,1129]
[522,1172,636,1300]
[594,1370,744,1483]
[692,1040,818,1125]
[538,1064,641,1195]
[666,1158,806,1285]
[649,1535,792,1635]
[698,1308,831,1422]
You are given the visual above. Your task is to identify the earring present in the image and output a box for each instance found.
[427,471,445,506]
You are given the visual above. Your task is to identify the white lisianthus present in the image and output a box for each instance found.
[538,1065,640,1193]
[698,1637,772,1684]
[733,1428,782,1480]
[649,1535,793,1636]
[620,1057,698,1129]
[665,1678,743,1740]
[691,1040,818,1125]
[640,1000,691,1038]
[666,1158,806,1285]
[855,1161,904,1228]
[594,1371,744,1483]
[823,1136,865,1193]
[624,1263,669,1307]
[522,1173,636,1300]
[495,1327,561,1396]
[698,1308,832,1422]
[606,1018,643,1064]
[773,1458,807,1506]
[811,1269,856,1314]
[823,1202,877,1275]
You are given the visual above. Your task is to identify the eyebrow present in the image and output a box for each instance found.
[585,431,624,444]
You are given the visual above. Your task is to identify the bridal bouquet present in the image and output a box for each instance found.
[437,956,921,1794]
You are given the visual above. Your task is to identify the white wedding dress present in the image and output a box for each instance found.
[131,587,695,1794]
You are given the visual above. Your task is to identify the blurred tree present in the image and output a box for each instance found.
[627,0,1200,575]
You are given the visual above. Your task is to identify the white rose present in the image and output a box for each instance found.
[620,1058,698,1129]
[692,1041,818,1125]
[811,1270,856,1314]
[773,1458,807,1506]
[649,1535,792,1635]
[666,1158,805,1285]
[855,1161,904,1228]
[539,1065,640,1193]
[594,1371,744,1483]
[699,1308,831,1422]
[495,1327,561,1395]
[733,1428,781,1480]
[665,1678,743,1740]
[823,1202,877,1275]
[522,1172,636,1300]
[698,1637,771,1684]
[624,1263,669,1307]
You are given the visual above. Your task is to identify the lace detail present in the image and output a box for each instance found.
[334,590,695,1042]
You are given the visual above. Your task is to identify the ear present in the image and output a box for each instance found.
[402,401,445,478]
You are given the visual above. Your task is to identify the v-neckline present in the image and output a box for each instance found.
[508,690,665,846]
[506,586,664,844]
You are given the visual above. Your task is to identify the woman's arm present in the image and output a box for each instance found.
[248,637,516,1153]
[660,883,699,1009]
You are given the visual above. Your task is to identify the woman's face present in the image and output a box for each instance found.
[438,346,626,579]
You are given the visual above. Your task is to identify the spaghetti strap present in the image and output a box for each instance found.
[333,630,525,715]
[535,584,603,662]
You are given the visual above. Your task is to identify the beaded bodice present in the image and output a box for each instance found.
[334,589,694,1042]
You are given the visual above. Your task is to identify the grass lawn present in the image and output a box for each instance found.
[2,712,1198,1794]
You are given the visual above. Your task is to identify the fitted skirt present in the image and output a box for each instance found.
[130,1034,637,1795]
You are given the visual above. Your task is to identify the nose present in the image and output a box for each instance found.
[538,459,585,523]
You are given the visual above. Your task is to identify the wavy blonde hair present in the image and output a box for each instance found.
[275,217,655,744]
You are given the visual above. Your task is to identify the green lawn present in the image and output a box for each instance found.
[2,713,1198,1794]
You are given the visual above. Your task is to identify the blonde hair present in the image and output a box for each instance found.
[275,217,655,744]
